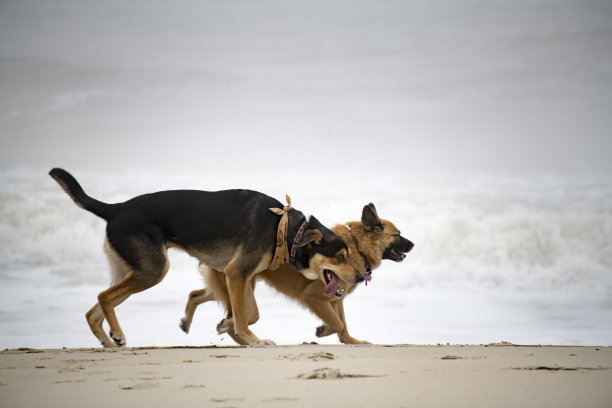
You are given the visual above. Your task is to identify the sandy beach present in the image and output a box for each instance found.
[1,344,611,408]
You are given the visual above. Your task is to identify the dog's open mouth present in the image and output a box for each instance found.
[383,239,414,262]
[384,247,407,262]
[391,248,407,261]
[323,269,341,298]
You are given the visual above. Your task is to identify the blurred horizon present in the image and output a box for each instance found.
[1,0,612,179]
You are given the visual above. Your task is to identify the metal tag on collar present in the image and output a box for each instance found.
[364,270,372,286]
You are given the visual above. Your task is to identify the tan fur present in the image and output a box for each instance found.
[345,220,401,270]
[181,218,405,344]
[298,246,357,289]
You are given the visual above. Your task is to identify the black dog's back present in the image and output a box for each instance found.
[50,168,283,252]
[116,189,282,249]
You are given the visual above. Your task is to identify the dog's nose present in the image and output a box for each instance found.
[355,273,365,283]
[406,241,415,252]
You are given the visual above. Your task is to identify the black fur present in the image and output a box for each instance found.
[291,215,347,270]
[383,236,414,261]
[49,168,349,277]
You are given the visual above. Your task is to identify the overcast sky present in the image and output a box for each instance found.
[1,0,611,178]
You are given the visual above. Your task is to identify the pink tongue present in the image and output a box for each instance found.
[323,272,339,298]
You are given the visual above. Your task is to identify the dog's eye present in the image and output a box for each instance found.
[336,254,345,263]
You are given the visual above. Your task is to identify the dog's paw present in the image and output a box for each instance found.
[252,339,276,347]
[109,331,126,347]
[349,339,372,345]
[101,339,119,348]
[316,325,332,338]
[179,318,190,334]
[340,335,372,345]
[216,318,233,335]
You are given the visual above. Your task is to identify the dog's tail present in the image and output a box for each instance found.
[49,168,116,220]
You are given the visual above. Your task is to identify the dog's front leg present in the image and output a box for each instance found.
[310,299,370,344]
[332,300,371,345]
[224,269,274,346]
[306,298,345,338]
[215,280,260,346]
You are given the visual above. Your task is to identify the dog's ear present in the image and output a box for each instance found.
[362,203,381,232]
[300,229,323,247]
[307,215,322,228]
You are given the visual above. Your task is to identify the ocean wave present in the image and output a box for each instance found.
[394,177,612,290]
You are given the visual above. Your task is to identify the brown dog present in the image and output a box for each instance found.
[180,203,414,344]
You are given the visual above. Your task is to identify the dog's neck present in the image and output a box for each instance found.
[287,211,309,269]
[347,229,372,274]
[288,220,308,264]
[345,224,382,271]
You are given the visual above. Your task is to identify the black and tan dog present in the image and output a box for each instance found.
[49,168,362,347]
[180,203,414,344]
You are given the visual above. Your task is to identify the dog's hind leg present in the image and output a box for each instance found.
[98,264,169,346]
[97,279,138,346]
[85,303,116,347]
[181,265,233,335]
[180,288,214,334]
[85,238,133,347]
[97,227,170,347]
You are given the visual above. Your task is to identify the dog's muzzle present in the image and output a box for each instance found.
[383,237,414,262]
